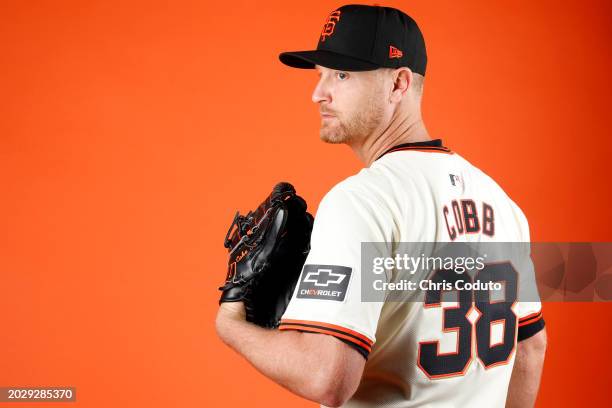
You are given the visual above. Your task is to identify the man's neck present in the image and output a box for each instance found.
[349,112,430,166]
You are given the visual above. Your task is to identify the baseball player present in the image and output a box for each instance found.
[216,5,546,407]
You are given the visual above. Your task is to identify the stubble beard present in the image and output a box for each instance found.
[319,97,385,145]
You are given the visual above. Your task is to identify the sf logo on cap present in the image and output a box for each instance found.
[320,10,341,42]
[303,268,346,287]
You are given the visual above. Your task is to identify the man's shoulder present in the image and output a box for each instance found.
[323,166,398,208]
[314,168,404,239]
[453,153,531,236]
[314,173,397,242]
[453,152,520,200]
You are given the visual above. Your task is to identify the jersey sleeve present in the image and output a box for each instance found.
[515,249,545,341]
[279,183,392,358]
[512,204,545,341]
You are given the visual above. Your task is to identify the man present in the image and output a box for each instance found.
[216,5,546,407]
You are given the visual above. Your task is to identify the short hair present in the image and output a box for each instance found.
[378,68,424,100]
[411,72,424,98]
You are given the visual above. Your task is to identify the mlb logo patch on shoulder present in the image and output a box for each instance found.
[297,264,352,301]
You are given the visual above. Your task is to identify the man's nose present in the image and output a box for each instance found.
[312,78,331,104]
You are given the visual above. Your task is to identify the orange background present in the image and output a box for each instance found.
[1,0,610,407]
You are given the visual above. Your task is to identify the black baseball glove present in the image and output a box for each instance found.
[219,182,313,328]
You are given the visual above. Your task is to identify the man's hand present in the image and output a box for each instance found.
[219,182,313,328]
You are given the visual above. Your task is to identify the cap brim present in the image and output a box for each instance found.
[279,50,380,71]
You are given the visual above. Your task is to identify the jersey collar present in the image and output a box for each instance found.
[375,139,451,161]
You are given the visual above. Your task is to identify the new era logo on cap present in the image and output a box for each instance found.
[389,45,403,59]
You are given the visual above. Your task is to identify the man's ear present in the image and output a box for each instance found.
[390,67,412,103]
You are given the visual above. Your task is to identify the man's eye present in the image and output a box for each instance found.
[336,72,348,80]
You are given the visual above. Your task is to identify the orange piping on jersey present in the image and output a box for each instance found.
[518,311,542,322]
[519,312,542,327]
[280,319,374,346]
[519,316,542,327]
[279,324,373,352]
[385,146,453,155]
[279,320,373,347]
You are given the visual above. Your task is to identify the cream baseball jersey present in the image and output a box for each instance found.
[279,139,545,407]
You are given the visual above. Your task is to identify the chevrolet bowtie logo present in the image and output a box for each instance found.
[303,268,346,287]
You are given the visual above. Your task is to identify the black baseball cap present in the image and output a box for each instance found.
[279,4,427,75]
